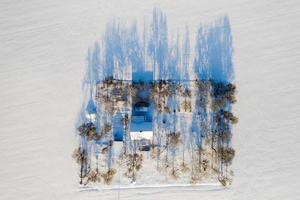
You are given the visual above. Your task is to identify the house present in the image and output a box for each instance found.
[130,71,154,151]
[110,71,154,148]
[130,116,153,151]
[85,99,97,122]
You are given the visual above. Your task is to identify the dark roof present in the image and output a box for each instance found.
[130,120,152,132]
[86,99,97,114]
[135,101,149,107]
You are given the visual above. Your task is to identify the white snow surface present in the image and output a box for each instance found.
[1,0,300,199]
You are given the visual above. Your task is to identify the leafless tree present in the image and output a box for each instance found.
[72,147,87,184]
[124,153,143,183]
[101,168,117,185]
[85,169,101,184]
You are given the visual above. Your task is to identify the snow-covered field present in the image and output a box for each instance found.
[1,0,299,199]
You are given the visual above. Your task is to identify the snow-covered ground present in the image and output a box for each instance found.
[1,0,300,199]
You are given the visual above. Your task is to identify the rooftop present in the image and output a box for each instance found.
[130,120,152,132]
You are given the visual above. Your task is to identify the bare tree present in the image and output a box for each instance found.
[85,169,102,184]
[101,168,117,185]
[72,147,87,184]
[124,153,143,183]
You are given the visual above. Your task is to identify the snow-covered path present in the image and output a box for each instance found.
[0,0,299,199]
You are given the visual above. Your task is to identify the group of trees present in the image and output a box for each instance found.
[210,81,237,185]
[150,80,193,179]
[73,8,237,186]
[147,79,237,185]
[73,76,237,186]
[73,77,133,185]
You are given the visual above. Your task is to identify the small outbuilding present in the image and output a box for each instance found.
[130,117,153,151]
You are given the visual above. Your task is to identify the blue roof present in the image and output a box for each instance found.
[86,99,97,114]
[130,121,152,132]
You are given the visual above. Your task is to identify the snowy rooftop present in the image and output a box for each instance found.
[130,121,152,132]
[130,131,153,140]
